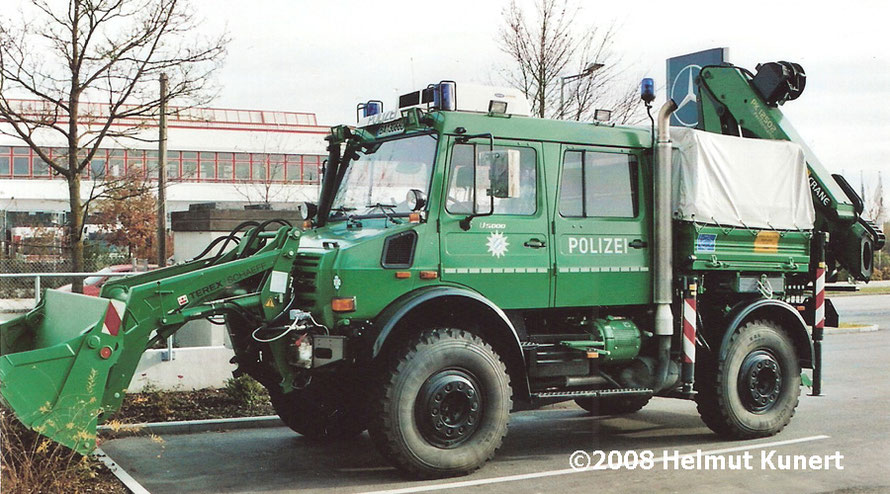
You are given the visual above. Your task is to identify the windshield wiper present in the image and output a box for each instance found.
[364,203,402,225]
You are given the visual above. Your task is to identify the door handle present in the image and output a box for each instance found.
[629,239,647,249]
[524,238,546,249]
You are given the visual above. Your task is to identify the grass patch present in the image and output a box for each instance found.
[1,407,126,494]
[2,376,275,492]
[858,285,890,295]
[828,285,890,297]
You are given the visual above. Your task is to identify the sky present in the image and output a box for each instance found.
[7,0,890,203]
[191,0,889,203]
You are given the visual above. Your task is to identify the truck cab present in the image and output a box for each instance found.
[301,100,655,326]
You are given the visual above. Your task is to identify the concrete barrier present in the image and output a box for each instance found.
[127,346,238,392]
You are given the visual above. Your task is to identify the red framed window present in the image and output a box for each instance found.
[217,153,234,181]
[269,154,284,182]
[0,146,10,176]
[199,152,216,180]
[126,149,146,177]
[181,151,198,179]
[303,156,320,183]
[167,151,181,179]
[251,153,267,181]
[12,147,30,176]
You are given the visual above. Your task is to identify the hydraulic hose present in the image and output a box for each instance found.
[190,234,241,261]
[208,221,261,265]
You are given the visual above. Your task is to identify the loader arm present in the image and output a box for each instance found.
[0,225,302,454]
[696,64,884,280]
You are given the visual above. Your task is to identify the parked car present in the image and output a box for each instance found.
[59,264,156,296]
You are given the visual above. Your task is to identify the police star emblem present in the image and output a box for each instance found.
[486,231,509,258]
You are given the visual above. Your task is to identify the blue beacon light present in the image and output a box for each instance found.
[640,78,655,104]
[434,82,456,111]
[363,101,382,117]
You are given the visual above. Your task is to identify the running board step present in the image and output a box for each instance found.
[531,388,652,400]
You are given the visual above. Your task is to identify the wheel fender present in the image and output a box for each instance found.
[371,285,529,398]
[720,298,814,369]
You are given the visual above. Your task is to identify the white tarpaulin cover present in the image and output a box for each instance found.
[671,128,815,230]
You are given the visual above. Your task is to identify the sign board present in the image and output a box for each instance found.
[666,48,729,128]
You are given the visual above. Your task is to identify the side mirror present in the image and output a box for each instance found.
[297,201,318,221]
[406,189,426,211]
[479,149,520,199]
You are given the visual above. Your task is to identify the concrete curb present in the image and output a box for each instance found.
[824,324,880,335]
[99,415,284,438]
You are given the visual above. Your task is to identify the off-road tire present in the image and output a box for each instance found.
[575,395,651,415]
[368,328,512,479]
[695,319,800,439]
[269,374,368,440]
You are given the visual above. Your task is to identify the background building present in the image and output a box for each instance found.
[0,100,329,248]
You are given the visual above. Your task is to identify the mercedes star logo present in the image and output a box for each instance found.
[670,64,701,127]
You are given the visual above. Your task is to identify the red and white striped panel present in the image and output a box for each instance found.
[101,300,127,337]
[682,297,696,364]
[814,262,826,330]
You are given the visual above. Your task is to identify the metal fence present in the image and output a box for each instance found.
[0,257,141,300]
[0,271,138,304]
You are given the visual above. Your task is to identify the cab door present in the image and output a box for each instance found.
[553,146,650,307]
[439,138,551,309]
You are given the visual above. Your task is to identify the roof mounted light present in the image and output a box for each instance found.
[640,78,656,104]
[397,81,531,116]
[356,100,383,122]
[488,100,508,114]
[433,81,456,111]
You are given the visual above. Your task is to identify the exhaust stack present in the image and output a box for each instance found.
[654,100,678,337]
[652,99,678,392]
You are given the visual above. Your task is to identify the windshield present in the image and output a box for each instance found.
[330,134,437,219]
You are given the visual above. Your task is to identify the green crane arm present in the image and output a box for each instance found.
[696,64,883,280]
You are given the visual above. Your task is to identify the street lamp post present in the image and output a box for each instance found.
[559,62,604,120]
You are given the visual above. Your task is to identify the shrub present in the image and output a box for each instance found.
[225,374,267,411]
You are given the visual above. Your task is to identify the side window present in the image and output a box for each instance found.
[559,150,638,218]
[446,143,537,216]
[445,144,475,214]
[558,151,583,216]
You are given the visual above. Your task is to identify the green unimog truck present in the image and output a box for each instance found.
[0,60,883,478]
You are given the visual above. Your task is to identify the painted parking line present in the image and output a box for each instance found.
[95,447,152,494]
[360,435,831,494]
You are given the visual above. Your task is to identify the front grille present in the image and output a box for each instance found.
[381,230,417,268]
[293,253,322,307]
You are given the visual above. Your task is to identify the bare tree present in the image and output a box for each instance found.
[233,133,321,208]
[0,0,227,291]
[498,0,642,123]
[865,171,886,224]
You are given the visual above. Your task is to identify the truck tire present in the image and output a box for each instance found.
[695,319,800,439]
[574,395,651,415]
[368,328,512,478]
[269,375,368,440]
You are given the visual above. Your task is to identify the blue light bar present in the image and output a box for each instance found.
[363,101,383,117]
[434,82,456,111]
[640,78,655,104]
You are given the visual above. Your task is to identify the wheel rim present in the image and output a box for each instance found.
[415,369,482,448]
[738,349,783,413]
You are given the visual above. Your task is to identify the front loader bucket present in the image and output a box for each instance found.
[0,290,128,454]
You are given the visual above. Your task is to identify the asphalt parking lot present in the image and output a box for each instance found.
[101,294,890,494]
